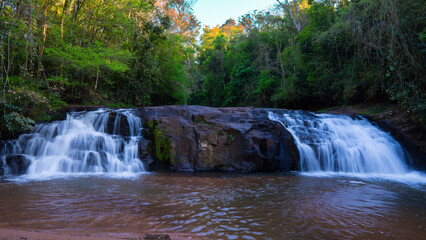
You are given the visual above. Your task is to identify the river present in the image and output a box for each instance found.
[0,173,424,239]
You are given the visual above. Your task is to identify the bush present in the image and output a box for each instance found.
[7,87,51,121]
[4,112,35,133]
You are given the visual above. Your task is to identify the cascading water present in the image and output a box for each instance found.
[268,111,411,174]
[0,109,145,177]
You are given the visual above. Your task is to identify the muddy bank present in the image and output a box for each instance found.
[0,228,203,240]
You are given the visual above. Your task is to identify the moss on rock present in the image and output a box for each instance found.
[148,121,174,164]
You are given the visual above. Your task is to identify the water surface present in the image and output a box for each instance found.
[0,173,424,239]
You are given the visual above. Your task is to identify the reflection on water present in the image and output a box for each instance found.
[0,173,424,239]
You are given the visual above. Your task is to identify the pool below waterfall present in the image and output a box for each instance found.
[0,172,425,239]
[0,107,425,239]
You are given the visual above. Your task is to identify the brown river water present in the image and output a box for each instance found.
[0,172,425,240]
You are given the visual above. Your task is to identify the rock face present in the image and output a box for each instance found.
[106,112,131,136]
[374,120,426,171]
[4,155,31,175]
[139,106,299,172]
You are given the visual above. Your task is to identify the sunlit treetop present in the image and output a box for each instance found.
[155,0,200,45]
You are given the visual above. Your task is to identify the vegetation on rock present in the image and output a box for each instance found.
[148,120,174,164]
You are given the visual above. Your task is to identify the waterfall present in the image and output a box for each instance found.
[268,111,410,174]
[1,109,146,177]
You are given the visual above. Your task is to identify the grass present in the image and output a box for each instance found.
[316,107,334,113]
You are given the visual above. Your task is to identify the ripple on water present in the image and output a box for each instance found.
[0,173,424,239]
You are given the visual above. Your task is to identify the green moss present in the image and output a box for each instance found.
[194,116,208,125]
[147,120,155,129]
[316,107,333,113]
[148,121,174,164]
[360,105,389,115]
[227,134,234,142]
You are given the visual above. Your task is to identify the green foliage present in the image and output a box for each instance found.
[0,0,424,132]
[152,34,190,105]
[4,112,35,133]
[46,42,132,73]
[193,0,425,127]
[6,87,52,121]
[0,0,200,135]
[106,102,134,109]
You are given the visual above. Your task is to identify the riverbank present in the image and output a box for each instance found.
[0,228,201,240]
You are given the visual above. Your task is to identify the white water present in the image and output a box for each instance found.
[268,111,419,177]
[1,109,424,183]
[1,109,145,178]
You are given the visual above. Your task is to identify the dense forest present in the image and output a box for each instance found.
[1,0,425,137]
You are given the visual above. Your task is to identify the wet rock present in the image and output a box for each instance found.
[106,112,130,136]
[70,135,95,151]
[5,154,31,175]
[94,136,106,151]
[0,158,4,176]
[17,134,32,151]
[84,151,108,172]
[99,151,108,171]
[109,136,125,154]
[50,126,59,138]
[84,152,99,171]
[138,139,155,170]
[1,141,18,155]
[139,106,299,172]
[106,112,117,135]
[374,120,426,171]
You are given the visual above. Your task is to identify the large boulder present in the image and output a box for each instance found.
[138,137,155,170]
[139,106,299,172]
[5,154,31,175]
[106,112,131,136]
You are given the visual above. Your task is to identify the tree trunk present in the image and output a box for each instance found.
[277,41,286,80]
[276,0,302,32]
[95,66,99,91]
[37,0,49,78]
[60,0,70,39]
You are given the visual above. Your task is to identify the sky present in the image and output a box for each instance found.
[193,0,277,28]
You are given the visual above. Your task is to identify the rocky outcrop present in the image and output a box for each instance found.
[139,106,299,172]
